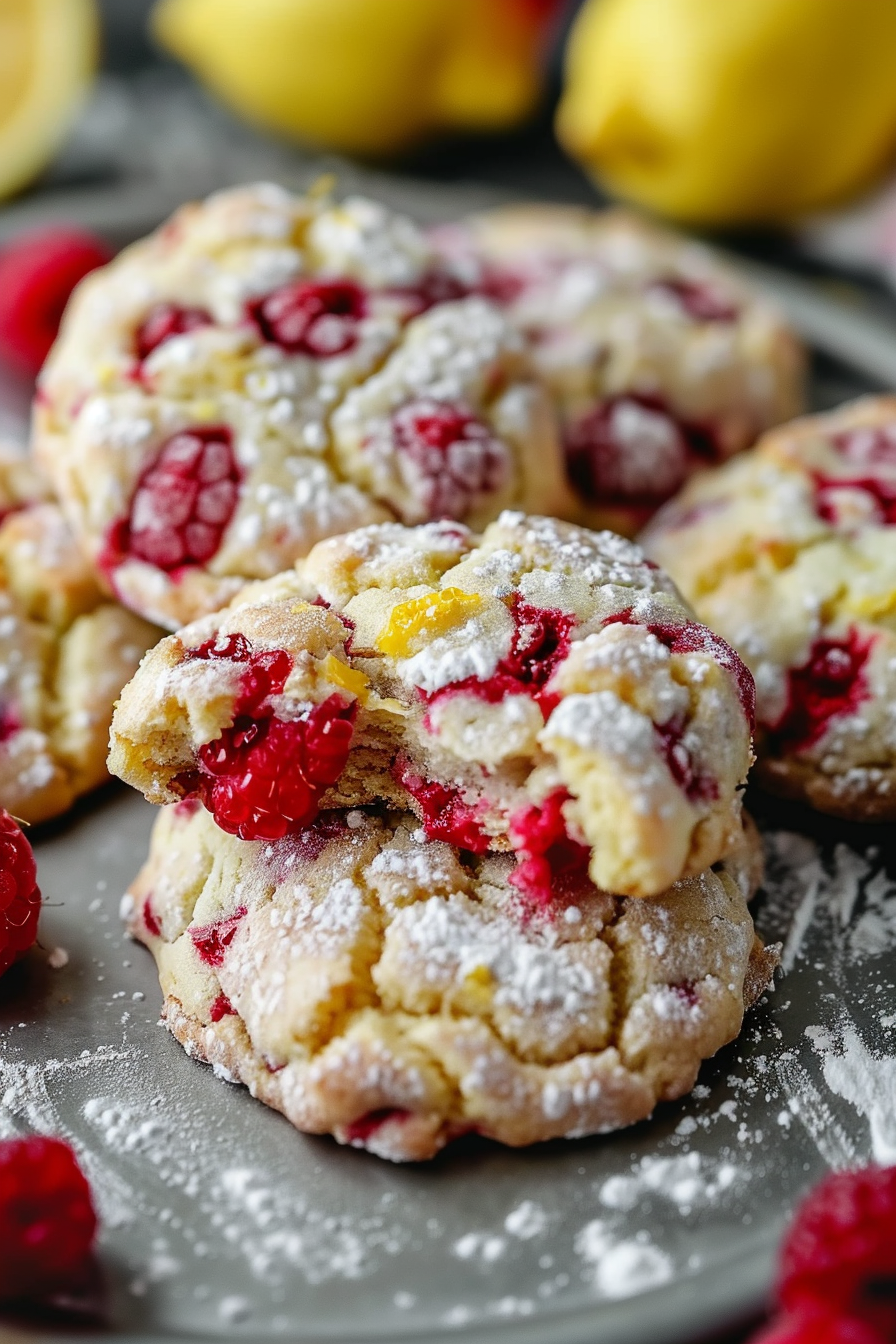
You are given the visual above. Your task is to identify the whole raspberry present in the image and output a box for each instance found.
[777,1166,896,1340]
[565,395,692,505]
[0,229,112,377]
[389,399,509,522]
[0,809,41,978]
[0,1137,97,1300]
[102,426,242,574]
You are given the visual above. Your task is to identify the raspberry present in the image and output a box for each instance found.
[751,1312,888,1344]
[815,474,896,526]
[833,426,896,468]
[650,277,738,323]
[135,302,211,362]
[0,703,20,742]
[776,1166,896,1339]
[190,908,247,967]
[565,396,694,507]
[0,229,112,377]
[387,399,510,522]
[344,1108,411,1146]
[177,636,357,841]
[0,809,41,978]
[248,279,366,357]
[0,1137,97,1300]
[771,630,873,752]
[652,714,719,802]
[424,595,574,720]
[508,788,591,907]
[101,426,241,575]
[397,762,490,852]
[209,992,236,1022]
[387,270,469,318]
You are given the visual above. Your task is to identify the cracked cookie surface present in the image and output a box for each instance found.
[0,451,158,822]
[125,801,772,1161]
[431,205,804,537]
[32,184,571,631]
[110,512,754,899]
[643,396,896,819]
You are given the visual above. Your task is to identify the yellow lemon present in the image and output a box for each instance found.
[557,0,896,225]
[151,0,551,156]
[0,0,98,201]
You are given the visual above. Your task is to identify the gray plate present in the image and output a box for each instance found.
[2,125,896,1339]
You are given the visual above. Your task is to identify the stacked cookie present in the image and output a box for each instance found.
[111,512,776,1160]
[20,181,808,1158]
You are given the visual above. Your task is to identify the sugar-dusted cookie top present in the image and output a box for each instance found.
[126,801,771,1161]
[110,512,754,899]
[643,395,896,819]
[0,450,158,822]
[431,204,804,536]
[34,184,572,630]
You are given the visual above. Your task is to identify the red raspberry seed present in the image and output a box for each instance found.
[135,302,211,362]
[776,1166,896,1339]
[248,279,366,357]
[101,426,241,576]
[0,1136,97,1301]
[0,229,112,377]
[388,399,509,522]
[0,809,41,978]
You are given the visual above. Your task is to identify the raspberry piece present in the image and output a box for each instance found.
[388,399,510,522]
[650,277,738,323]
[344,1108,412,1146]
[142,897,161,938]
[209,992,237,1022]
[135,302,211,361]
[0,809,41,978]
[653,714,719,803]
[190,908,247,967]
[776,1166,896,1340]
[833,425,896,468]
[565,396,694,508]
[0,703,20,742]
[387,270,469,318]
[397,762,490,852]
[508,788,591,907]
[102,426,241,575]
[423,595,574,720]
[0,1137,97,1300]
[248,279,366,357]
[771,630,873,752]
[177,636,356,841]
[0,229,112,377]
[815,474,896,526]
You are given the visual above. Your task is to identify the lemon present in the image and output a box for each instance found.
[0,0,98,202]
[151,0,550,156]
[557,0,896,226]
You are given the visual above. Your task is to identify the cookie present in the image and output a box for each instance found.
[109,512,754,899]
[431,205,805,536]
[0,474,159,823]
[643,396,896,820]
[32,183,572,630]
[124,800,772,1161]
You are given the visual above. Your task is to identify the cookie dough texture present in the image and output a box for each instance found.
[0,451,158,822]
[125,801,771,1162]
[32,183,571,630]
[643,396,896,819]
[431,204,804,535]
[110,512,754,900]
